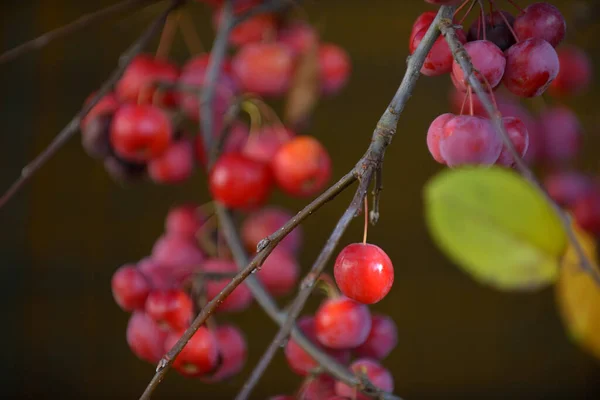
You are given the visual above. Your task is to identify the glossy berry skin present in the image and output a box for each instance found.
[496,117,529,167]
[81,112,113,159]
[467,11,516,51]
[241,207,302,254]
[284,316,351,376]
[315,297,372,349]
[513,3,566,48]
[148,139,195,184]
[201,324,247,382]
[544,172,594,207]
[439,116,502,167]
[111,264,150,311]
[116,54,179,106]
[550,46,593,97]
[334,243,394,304]
[411,27,466,77]
[334,359,394,400]
[299,374,336,400]
[318,43,351,95]
[209,152,273,210]
[272,136,331,197]
[164,327,219,377]
[232,43,294,96]
[538,106,581,163]
[151,234,204,283]
[257,247,299,297]
[354,315,398,360]
[278,23,318,57]
[165,203,206,239]
[427,113,454,164]
[242,126,295,164]
[504,38,560,98]
[110,104,173,162]
[145,289,193,331]
[126,311,168,363]
[410,12,436,43]
[451,40,506,91]
[573,190,600,237]
[203,259,253,312]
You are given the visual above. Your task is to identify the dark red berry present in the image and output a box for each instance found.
[513,2,566,47]
[451,40,506,91]
[81,92,120,131]
[201,324,247,382]
[503,38,559,97]
[81,112,113,159]
[573,190,600,237]
[315,297,372,349]
[467,11,516,51]
[164,326,219,377]
[354,315,398,360]
[550,45,593,97]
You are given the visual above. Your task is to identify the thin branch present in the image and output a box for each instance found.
[235,6,456,399]
[0,0,184,210]
[0,0,161,65]
[439,19,600,285]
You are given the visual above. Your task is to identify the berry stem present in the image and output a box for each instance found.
[458,0,477,25]
[363,197,369,245]
[505,0,526,14]
[178,10,205,56]
[489,0,520,42]
[454,0,473,18]
[155,10,180,60]
[468,86,474,116]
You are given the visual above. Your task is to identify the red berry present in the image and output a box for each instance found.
[284,316,351,376]
[257,247,299,297]
[164,327,219,377]
[203,259,253,312]
[538,106,581,163]
[209,152,273,210]
[232,42,294,96]
[213,4,276,47]
[410,12,436,45]
[110,104,173,162]
[116,54,179,107]
[333,243,394,304]
[513,2,566,48]
[334,359,394,400]
[504,38,559,97]
[81,112,113,159]
[411,28,466,77]
[165,204,206,239]
[243,125,295,164]
[81,92,120,131]
[151,234,204,282]
[201,324,247,382]
[451,40,506,92]
[272,136,331,197]
[354,315,398,360]
[439,115,502,167]
[194,122,249,167]
[111,264,151,311]
[278,23,318,57]
[467,11,516,51]
[496,117,529,167]
[241,206,302,254]
[550,45,593,97]
[573,190,600,236]
[315,297,372,349]
[138,258,179,290]
[145,289,193,331]
[427,113,455,164]
[126,311,168,363]
[148,139,195,184]
[545,172,594,207]
[318,43,351,95]
[299,374,336,400]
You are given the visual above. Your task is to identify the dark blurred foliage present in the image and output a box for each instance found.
[1,0,600,399]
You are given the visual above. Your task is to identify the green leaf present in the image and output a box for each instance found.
[424,167,567,291]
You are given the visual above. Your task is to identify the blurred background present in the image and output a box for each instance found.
[1,0,600,399]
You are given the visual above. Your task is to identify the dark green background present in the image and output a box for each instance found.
[1,0,600,399]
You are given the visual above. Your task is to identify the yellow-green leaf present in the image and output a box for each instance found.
[424,167,567,291]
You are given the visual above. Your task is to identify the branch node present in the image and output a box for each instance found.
[256,238,270,253]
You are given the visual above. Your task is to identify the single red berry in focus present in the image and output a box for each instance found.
[116,54,179,106]
[538,106,581,163]
[145,289,193,331]
[257,247,299,297]
[111,264,151,311]
[126,311,168,364]
[550,45,593,97]
[544,172,594,207]
[110,104,173,162]
[496,117,529,167]
[334,359,394,400]
[354,314,398,360]
[334,243,394,304]
[148,139,195,184]
[573,190,600,237]
[451,40,506,92]
[243,125,295,164]
[164,327,219,377]
[427,113,454,164]
[439,115,502,167]
[284,316,351,376]
[241,206,303,254]
[165,203,206,238]
[200,324,247,382]
[513,2,566,48]
[232,42,294,96]
[209,152,273,210]
[315,296,372,349]
[272,136,331,197]
[203,259,253,312]
[503,38,559,97]
[318,43,351,95]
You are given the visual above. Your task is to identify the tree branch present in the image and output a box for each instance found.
[0,0,161,65]
[439,19,600,285]
[0,0,184,210]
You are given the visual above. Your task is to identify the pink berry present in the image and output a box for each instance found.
[151,234,204,282]
[241,206,302,254]
[318,43,351,95]
[451,40,506,92]
[334,359,394,400]
[354,315,398,360]
[573,190,600,237]
[545,172,594,207]
[242,125,295,164]
[503,38,559,97]
[333,243,394,304]
[164,327,219,377]
[278,23,318,57]
[538,106,581,163]
[315,297,372,349]
[165,204,206,239]
[513,2,566,47]
[213,4,276,47]
[201,324,247,382]
[145,289,193,331]
[496,117,529,167]
[148,139,195,184]
[439,115,502,167]
[257,247,299,297]
[203,259,253,312]
[111,264,151,311]
[126,311,168,364]
[550,45,593,97]
[138,258,178,290]
[299,374,336,400]
[427,113,455,164]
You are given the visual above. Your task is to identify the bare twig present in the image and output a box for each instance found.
[0,0,184,209]
[439,19,600,284]
[0,0,161,65]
